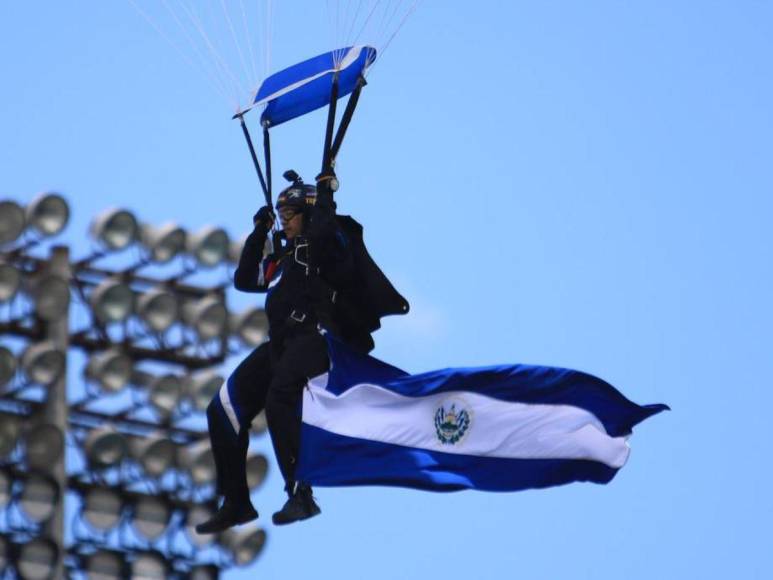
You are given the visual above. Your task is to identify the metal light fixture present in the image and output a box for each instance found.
[140,223,186,264]
[18,472,61,524]
[130,496,172,541]
[130,550,168,579]
[15,537,59,580]
[0,468,12,509]
[189,564,220,580]
[90,277,134,323]
[230,307,269,347]
[228,237,245,264]
[246,453,269,490]
[129,434,177,478]
[25,193,70,238]
[182,295,228,341]
[81,487,124,532]
[186,370,224,411]
[22,423,65,470]
[84,426,128,468]
[251,410,268,435]
[0,200,26,245]
[184,504,215,546]
[21,342,65,386]
[136,287,178,333]
[179,440,216,486]
[0,346,16,389]
[0,263,21,303]
[132,370,183,416]
[220,525,267,566]
[0,413,21,458]
[90,208,138,251]
[186,225,230,268]
[85,349,133,393]
[29,274,70,321]
[83,549,126,580]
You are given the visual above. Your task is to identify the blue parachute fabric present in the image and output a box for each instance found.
[254,46,376,128]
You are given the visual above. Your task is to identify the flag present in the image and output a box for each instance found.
[296,334,668,492]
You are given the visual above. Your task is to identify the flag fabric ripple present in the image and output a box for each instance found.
[296,334,668,492]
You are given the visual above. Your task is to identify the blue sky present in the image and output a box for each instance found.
[2,1,772,579]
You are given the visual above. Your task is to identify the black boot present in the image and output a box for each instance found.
[195,499,258,534]
[272,483,321,526]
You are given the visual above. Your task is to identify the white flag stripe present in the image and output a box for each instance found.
[303,373,631,469]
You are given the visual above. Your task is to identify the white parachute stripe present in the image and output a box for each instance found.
[219,381,242,434]
[303,374,631,469]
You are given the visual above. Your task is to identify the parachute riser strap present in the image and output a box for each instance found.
[330,75,366,165]
[235,113,271,208]
[263,125,273,203]
[321,72,340,175]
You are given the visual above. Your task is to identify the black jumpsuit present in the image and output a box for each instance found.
[206,189,358,504]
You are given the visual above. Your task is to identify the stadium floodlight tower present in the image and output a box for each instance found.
[1,193,273,578]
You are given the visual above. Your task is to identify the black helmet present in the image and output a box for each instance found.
[276,170,316,211]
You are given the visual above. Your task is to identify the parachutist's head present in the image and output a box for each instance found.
[276,174,316,241]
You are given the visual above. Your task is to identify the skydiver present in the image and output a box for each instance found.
[196,170,405,533]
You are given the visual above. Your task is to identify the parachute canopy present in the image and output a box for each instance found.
[252,46,377,128]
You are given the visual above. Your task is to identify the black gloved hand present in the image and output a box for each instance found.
[252,206,275,230]
[315,170,339,196]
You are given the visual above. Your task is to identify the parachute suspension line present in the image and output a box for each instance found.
[174,0,246,107]
[342,0,367,51]
[349,0,383,51]
[127,0,232,107]
[321,73,341,174]
[265,0,273,81]
[330,76,366,164]
[219,0,253,91]
[366,0,420,76]
[238,0,258,83]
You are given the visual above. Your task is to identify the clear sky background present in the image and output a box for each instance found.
[2,1,772,579]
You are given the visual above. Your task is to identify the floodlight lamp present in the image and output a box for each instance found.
[140,222,186,264]
[85,348,133,393]
[90,277,134,323]
[149,374,182,416]
[180,439,216,486]
[90,208,138,251]
[185,504,216,546]
[25,192,70,237]
[30,274,70,321]
[0,413,21,458]
[0,346,17,389]
[231,307,269,346]
[0,263,21,303]
[129,434,176,478]
[82,487,124,532]
[228,237,244,264]
[23,423,65,470]
[186,370,224,411]
[18,472,60,524]
[183,295,228,341]
[21,342,65,386]
[0,200,26,245]
[189,564,220,580]
[136,287,178,332]
[187,225,230,268]
[16,537,59,580]
[84,549,126,580]
[84,426,128,468]
[130,550,168,579]
[251,410,268,435]
[220,525,267,566]
[131,496,172,541]
[246,453,269,490]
